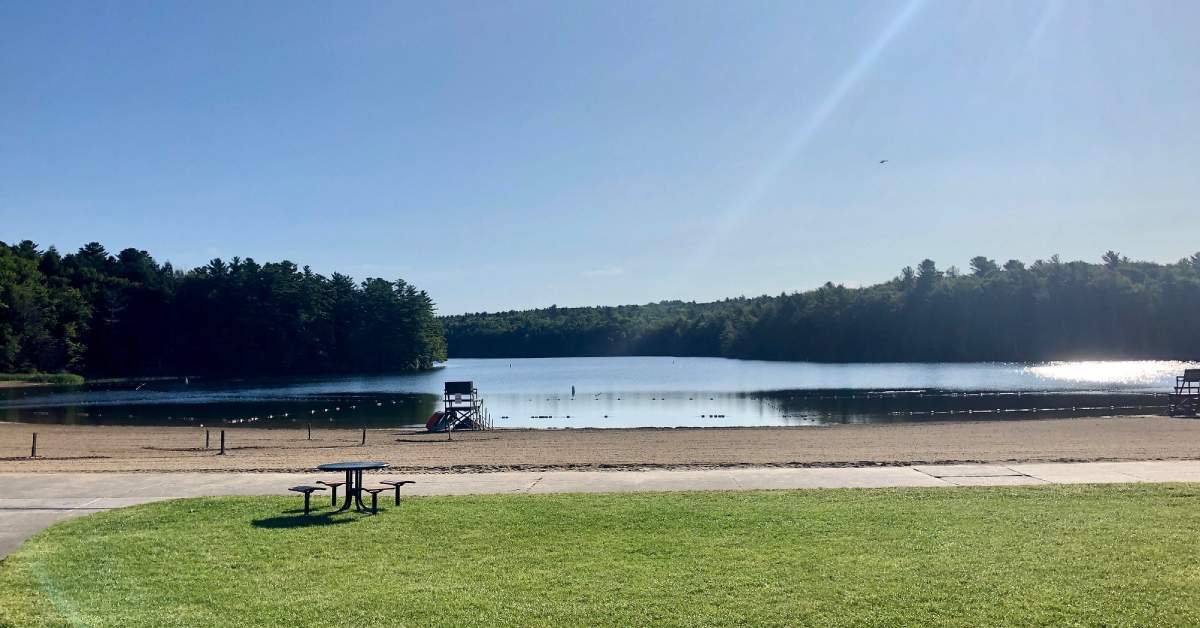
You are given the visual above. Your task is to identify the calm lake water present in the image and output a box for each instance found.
[0,357,1192,429]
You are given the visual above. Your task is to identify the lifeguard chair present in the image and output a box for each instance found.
[425,381,492,432]
[1168,369,1200,417]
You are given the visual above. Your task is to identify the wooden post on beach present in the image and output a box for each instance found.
[360,428,366,446]
[307,422,312,440]
[30,433,37,458]
[205,429,210,449]
[218,430,225,455]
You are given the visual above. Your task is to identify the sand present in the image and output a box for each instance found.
[1,415,1198,473]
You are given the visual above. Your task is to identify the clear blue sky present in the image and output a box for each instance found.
[2,1,1197,314]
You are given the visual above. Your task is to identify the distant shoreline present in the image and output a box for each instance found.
[0,381,50,389]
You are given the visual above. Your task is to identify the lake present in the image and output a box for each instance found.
[0,357,1191,429]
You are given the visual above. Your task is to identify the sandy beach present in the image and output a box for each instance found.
[1,415,1198,473]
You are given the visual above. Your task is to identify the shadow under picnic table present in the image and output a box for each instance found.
[251,511,359,529]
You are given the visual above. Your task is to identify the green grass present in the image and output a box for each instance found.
[3,485,1200,627]
[0,372,84,385]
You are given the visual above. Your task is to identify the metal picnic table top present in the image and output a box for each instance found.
[317,461,389,471]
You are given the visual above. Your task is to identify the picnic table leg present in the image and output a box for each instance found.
[354,470,367,512]
[334,469,353,513]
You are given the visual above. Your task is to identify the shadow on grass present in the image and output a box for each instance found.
[251,510,359,528]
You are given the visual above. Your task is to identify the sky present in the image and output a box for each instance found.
[2,1,1198,314]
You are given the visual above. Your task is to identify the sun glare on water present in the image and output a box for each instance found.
[1026,361,1197,386]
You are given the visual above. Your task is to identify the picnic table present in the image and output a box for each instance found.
[317,461,390,513]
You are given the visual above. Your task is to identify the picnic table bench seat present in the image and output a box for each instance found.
[380,480,416,505]
[316,479,346,506]
[360,487,388,514]
[288,485,327,515]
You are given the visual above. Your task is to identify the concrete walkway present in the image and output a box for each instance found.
[3,460,1200,557]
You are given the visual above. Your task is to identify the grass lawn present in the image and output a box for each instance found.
[2,485,1199,627]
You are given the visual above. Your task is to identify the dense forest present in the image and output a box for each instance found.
[0,240,445,376]
[7,242,1200,374]
[444,252,1200,362]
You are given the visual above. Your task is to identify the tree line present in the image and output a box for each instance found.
[7,243,1199,373]
[443,252,1200,362]
[0,240,446,376]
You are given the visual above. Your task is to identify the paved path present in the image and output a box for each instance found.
[4,460,1200,557]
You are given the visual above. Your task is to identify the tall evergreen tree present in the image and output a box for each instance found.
[0,240,446,376]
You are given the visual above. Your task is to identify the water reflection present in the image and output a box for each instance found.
[1025,360,1192,385]
[0,358,1191,429]
[0,391,440,429]
[757,389,1165,426]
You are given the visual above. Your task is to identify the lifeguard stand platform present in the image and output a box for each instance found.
[1168,369,1200,417]
[425,381,492,432]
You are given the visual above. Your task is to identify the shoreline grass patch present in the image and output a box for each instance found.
[0,373,84,386]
